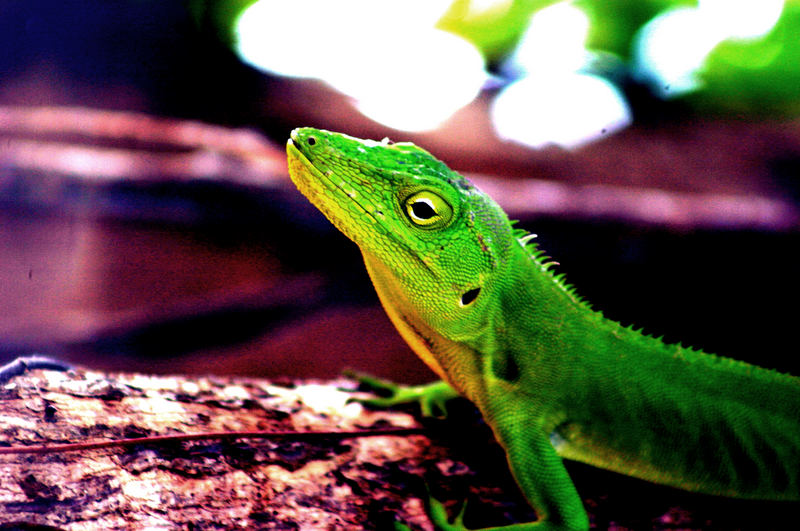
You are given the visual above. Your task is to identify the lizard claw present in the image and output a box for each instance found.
[391,483,471,531]
[427,486,471,531]
[343,371,456,418]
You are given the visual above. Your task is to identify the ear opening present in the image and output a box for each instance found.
[460,287,481,306]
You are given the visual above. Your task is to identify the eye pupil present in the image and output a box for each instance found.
[411,200,436,220]
[403,191,452,229]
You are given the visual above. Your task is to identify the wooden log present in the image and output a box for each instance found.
[0,367,454,529]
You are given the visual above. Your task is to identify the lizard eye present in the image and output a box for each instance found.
[403,191,452,229]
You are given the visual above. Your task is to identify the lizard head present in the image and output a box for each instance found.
[287,127,515,342]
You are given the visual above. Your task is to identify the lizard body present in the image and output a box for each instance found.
[286,127,799,530]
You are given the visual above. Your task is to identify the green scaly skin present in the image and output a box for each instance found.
[286,128,799,530]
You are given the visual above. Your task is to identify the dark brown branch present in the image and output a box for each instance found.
[0,427,425,455]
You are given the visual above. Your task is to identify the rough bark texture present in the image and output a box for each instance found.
[1,367,796,530]
[0,368,456,530]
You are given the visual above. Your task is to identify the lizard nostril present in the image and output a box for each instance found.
[307,137,316,146]
[460,287,480,306]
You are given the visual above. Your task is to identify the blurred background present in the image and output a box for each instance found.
[1,0,798,383]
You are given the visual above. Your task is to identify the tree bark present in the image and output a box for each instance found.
[0,367,457,530]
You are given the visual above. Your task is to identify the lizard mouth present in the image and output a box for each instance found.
[287,137,384,233]
[287,133,437,278]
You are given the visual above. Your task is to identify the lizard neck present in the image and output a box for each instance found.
[361,249,487,400]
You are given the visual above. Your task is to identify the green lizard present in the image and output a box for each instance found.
[286,127,799,530]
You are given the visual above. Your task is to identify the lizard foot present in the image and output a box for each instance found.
[393,488,470,531]
[343,371,458,418]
